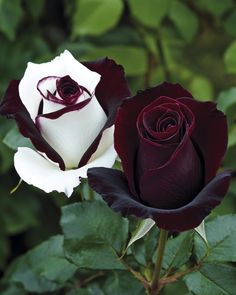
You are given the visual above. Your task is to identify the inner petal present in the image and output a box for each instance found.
[18,50,101,122]
[36,96,107,169]
[57,75,83,104]
[142,106,183,144]
[158,116,177,132]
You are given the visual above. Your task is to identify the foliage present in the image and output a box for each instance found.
[1,0,236,294]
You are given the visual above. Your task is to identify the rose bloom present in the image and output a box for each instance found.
[0,50,130,196]
[88,83,231,232]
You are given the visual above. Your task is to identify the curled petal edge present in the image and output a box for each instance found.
[88,168,231,232]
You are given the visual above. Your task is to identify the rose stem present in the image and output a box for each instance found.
[150,228,168,295]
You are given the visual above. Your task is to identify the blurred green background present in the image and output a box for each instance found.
[1,0,236,287]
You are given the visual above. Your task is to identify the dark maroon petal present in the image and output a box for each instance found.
[115,86,193,197]
[179,98,227,183]
[78,58,131,167]
[137,97,194,144]
[139,136,203,209]
[138,102,183,146]
[0,80,65,170]
[88,168,230,232]
[36,97,91,123]
[57,75,82,102]
[38,75,91,107]
[84,57,131,122]
[37,76,59,100]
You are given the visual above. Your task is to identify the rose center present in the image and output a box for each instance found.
[57,75,82,103]
[158,116,177,132]
[37,75,91,107]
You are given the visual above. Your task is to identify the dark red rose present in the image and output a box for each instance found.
[88,82,230,232]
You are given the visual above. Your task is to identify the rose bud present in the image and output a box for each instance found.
[88,82,231,232]
[0,50,130,196]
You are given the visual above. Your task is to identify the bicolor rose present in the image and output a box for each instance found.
[88,82,230,231]
[0,50,130,196]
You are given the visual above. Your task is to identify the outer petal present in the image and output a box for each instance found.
[179,98,228,183]
[87,168,231,232]
[139,136,203,209]
[115,83,193,197]
[37,96,107,169]
[84,57,132,123]
[19,50,101,121]
[88,126,115,162]
[0,80,65,170]
[78,58,131,167]
[15,145,116,197]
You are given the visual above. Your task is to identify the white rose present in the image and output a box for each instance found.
[0,50,130,196]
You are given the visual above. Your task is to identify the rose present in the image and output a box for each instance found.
[88,82,230,231]
[0,50,131,197]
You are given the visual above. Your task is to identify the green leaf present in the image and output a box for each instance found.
[169,0,198,42]
[128,0,170,28]
[69,283,105,295]
[4,235,77,293]
[224,10,236,37]
[3,127,34,151]
[184,263,236,295]
[130,225,158,266]
[72,0,123,37]
[162,231,193,271]
[81,45,148,76]
[228,125,236,148]
[197,0,233,17]
[189,76,213,101]
[125,218,155,253]
[224,41,236,74]
[217,87,236,131]
[0,285,27,295]
[25,0,44,20]
[217,87,236,114]
[0,0,23,40]
[103,271,144,295]
[61,200,129,269]
[161,280,190,295]
[0,143,13,173]
[194,215,236,263]
[0,186,38,235]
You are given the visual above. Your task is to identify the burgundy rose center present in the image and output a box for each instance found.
[138,101,194,145]
[57,75,82,104]
[37,75,92,107]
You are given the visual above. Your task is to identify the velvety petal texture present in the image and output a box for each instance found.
[88,82,230,231]
[0,51,130,196]
[88,168,230,231]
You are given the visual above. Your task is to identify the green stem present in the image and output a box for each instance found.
[150,229,168,295]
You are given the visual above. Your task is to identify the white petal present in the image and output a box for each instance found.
[14,148,81,197]
[61,50,100,93]
[42,100,64,114]
[14,145,117,197]
[76,143,117,179]
[19,50,101,121]
[89,126,114,162]
[42,86,91,115]
[37,96,107,169]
